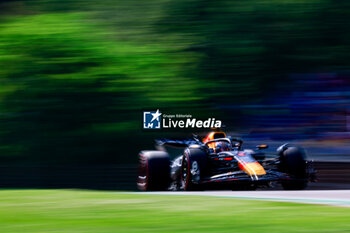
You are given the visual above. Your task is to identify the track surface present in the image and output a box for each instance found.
[142,190,350,207]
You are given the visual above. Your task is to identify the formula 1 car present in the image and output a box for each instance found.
[137,131,316,191]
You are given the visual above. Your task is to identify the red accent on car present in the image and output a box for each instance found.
[238,162,245,170]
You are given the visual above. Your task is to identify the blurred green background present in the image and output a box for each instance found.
[1,0,350,165]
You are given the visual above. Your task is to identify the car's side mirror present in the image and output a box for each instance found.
[257,145,268,150]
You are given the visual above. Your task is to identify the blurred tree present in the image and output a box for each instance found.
[1,0,350,164]
[155,0,350,127]
[0,12,210,164]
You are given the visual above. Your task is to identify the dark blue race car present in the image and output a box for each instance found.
[137,131,316,191]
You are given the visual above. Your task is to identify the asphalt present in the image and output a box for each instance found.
[141,190,350,207]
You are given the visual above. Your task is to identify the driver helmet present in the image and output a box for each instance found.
[203,131,231,153]
[203,131,226,143]
[214,141,231,153]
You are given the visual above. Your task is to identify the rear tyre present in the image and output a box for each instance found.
[279,147,308,190]
[181,147,208,191]
[137,151,170,191]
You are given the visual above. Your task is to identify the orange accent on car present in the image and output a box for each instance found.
[239,161,266,176]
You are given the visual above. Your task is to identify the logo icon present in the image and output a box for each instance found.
[143,109,162,129]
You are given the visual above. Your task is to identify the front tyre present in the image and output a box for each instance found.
[279,147,308,190]
[182,147,208,191]
[137,151,170,191]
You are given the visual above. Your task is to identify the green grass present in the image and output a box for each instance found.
[0,190,349,232]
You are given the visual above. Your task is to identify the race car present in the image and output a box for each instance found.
[137,131,315,191]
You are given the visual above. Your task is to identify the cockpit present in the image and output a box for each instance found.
[203,131,234,153]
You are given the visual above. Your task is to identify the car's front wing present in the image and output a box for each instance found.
[200,170,291,184]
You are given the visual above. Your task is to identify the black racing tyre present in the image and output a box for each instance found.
[279,147,308,190]
[181,147,208,191]
[137,151,170,191]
